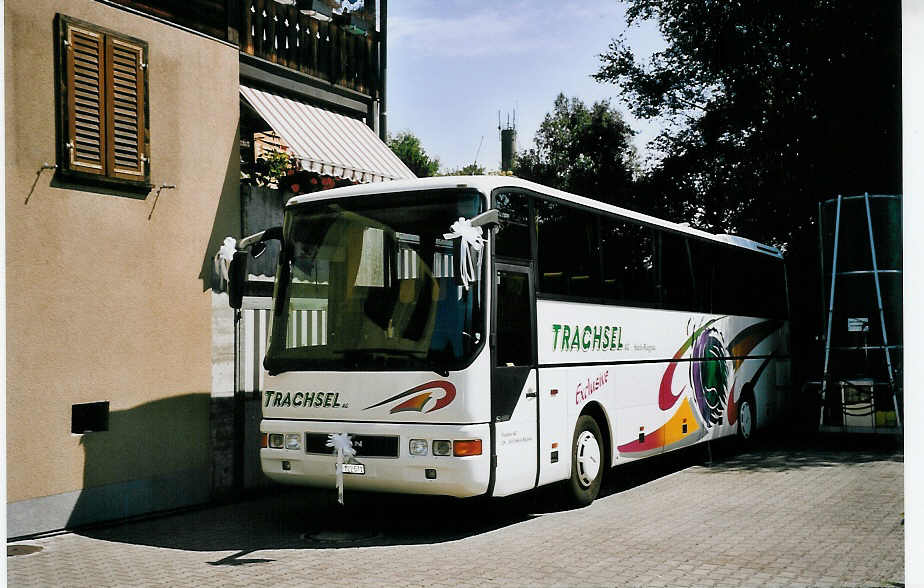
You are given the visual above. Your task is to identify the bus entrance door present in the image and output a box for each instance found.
[491,263,539,496]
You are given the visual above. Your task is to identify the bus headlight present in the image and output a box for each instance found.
[409,439,428,456]
[432,440,452,456]
[268,434,284,449]
[285,434,301,450]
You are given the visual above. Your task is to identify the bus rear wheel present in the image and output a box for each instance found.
[737,393,757,445]
[564,415,604,507]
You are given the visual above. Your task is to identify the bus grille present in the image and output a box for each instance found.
[305,433,400,458]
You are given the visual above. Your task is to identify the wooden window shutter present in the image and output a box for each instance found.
[105,37,146,181]
[65,25,106,175]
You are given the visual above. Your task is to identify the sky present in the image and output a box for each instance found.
[386,0,667,173]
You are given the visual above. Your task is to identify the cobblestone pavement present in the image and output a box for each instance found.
[8,437,904,587]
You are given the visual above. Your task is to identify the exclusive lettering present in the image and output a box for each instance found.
[576,369,609,404]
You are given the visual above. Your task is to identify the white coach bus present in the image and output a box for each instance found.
[228,176,790,506]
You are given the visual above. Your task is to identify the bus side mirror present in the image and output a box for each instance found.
[470,209,500,231]
[228,250,249,309]
[251,226,283,259]
[229,226,282,308]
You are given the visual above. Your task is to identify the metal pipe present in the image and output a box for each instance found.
[820,195,842,427]
[864,192,901,430]
[378,0,387,141]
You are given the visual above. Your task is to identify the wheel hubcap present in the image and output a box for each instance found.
[740,401,752,438]
[576,431,601,487]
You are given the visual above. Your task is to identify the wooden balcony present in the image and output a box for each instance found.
[241,0,379,97]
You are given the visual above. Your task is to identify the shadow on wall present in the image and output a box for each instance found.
[66,393,212,530]
[198,130,243,292]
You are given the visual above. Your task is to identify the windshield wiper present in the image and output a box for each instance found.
[333,348,425,358]
[333,348,449,377]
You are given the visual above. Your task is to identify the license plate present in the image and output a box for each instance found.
[342,463,365,475]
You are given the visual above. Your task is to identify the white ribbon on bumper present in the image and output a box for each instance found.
[443,217,486,290]
[326,432,356,505]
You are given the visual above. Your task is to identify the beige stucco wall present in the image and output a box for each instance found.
[5,0,240,505]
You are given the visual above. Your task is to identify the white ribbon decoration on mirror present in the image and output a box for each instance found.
[326,432,356,505]
[213,236,237,288]
[443,217,486,290]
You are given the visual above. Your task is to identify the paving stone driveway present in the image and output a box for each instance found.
[8,437,904,587]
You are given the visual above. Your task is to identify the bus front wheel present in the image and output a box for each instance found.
[564,415,604,507]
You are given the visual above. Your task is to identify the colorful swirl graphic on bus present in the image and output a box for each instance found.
[657,318,720,411]
[619,318,781,456]
[689,327,730,427]
[364,380,457,414]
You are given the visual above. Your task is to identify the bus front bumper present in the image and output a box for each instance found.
[260,420,491,498]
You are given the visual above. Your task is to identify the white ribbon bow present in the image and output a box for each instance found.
[443,217,486,290]
[213,236,237,288]
[326,433,356,505]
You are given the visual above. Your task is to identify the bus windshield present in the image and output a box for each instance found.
[265,189,485,374]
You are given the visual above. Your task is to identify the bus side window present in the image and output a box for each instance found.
[712,246,785,318]
[494,192,532,259]
[601,218,656,306]
[655,231,694,310]
[687,238,718,314]
[535,199,600,298]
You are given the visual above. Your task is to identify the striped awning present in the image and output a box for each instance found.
[240,85,415,183]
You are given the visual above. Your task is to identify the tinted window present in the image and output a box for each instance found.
[535,199,601,298]
[494,192,531,259]
[713,246,787,318]
[601,218,656,305]
[687,238,719,313]
[656,231,695,310]
[496,269,532,366]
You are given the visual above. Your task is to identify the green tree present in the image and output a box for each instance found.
[514,94,640,211]
[595,0,901,248]
[445,163,485,176]
[387,131,440,178]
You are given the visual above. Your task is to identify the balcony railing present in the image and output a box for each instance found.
[241,0,379,97]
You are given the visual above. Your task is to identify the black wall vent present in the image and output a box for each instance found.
[71,401,110,434]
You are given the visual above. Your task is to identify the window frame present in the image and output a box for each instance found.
[54,14,152,191]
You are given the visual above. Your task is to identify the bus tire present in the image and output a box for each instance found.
[737,391,757,446]
[564,415,604,507]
